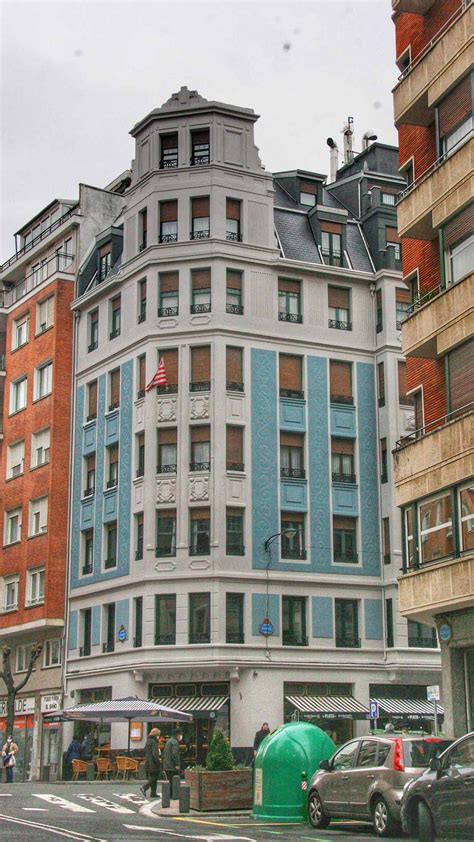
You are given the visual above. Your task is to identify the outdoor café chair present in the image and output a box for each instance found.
[71,759,88,781]
[95,758,113,780]
[115,756,140,780]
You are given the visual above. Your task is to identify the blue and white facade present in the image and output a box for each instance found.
[65,88,441,757]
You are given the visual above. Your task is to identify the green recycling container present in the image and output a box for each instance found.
[252,721,335,823]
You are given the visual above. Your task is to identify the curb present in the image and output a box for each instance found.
[152,800,252,819]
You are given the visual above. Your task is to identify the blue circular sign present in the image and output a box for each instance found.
[438,622,451,643]
[118,625,127,642]
[259,619,274,636]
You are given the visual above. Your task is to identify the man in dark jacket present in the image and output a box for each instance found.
[162,731,182,782]
[140,728,161,798]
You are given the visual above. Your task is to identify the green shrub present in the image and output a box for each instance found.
[206,728,235,771]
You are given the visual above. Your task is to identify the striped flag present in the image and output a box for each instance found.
[146,358,167,392]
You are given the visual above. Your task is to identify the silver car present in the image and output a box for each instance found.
[307,734,451,837]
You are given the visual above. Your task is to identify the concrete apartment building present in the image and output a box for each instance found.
[0,187,124,779]
[391,0,473,735]
[64,87,442,762]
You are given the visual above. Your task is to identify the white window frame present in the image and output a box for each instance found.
[10,376,27,414]
[31,428,51,468]
[12,314,29,350]
[4,508,22,545]
[299,191,316,207]
[29,496,48,537]
[447,234,474,286]
[36,296,54,335]
[3,576,19,613]
[459,483,474,550]
[15,643,37,673]
[43,638,62,668]
[34,361,53,400]
[6,440,25,479]
[26,567,45,607]
[381,192,396,206]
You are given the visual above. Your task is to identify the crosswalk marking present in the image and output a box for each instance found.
[0,812,105,841]
[123,826,257,841]
[114,792,147,806]
[77,794,134,814]
[22,807,49,811]
[33,794,95,813]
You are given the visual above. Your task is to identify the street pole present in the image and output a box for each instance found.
[433,700,438,736]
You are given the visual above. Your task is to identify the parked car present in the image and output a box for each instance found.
[307,734,451,837]
[401,731,474,841]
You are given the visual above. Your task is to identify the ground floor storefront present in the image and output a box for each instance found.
[0,690,62,781]
[437,608,474,737]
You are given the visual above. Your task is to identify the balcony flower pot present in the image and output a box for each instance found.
[184,728,252,811]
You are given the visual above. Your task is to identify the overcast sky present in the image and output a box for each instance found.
[0,0,397,259]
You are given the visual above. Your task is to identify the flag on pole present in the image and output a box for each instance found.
[146,358,167,392]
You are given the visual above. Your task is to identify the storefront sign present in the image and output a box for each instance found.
[41,694,61,714]
[0,697,35,716]
[0,715,34,731]
[130,722,143,741]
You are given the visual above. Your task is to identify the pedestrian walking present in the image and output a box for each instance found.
[140,728,162,799]
[253,722,271,757]
[2,736,18,784]
[163,730,183,783]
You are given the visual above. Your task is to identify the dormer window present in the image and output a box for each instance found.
[299,181,317,207]
[191,129,210,166]
[321,223,342,267]
[160,133,178,169]
[99,244,112,281]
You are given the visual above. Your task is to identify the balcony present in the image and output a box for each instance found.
[0,206,77,276]
[159,233,178,244]
[281,467,306,479]
[332,472,356,484]
[1,251,75,308]
[393,3,472,127]
[190,461,210,472]
[282,632,308,647]
[158,306,179,317]
[189,381,210,393]
[402,272,473,358]
[155,633,176,645]
[226,632,244,644]
[397,134,473,240]
[392,0,435,12]
[226,381,244,392]
[226,303,244,315]
[156,384,178,395]
[328,319,352,331]
[394,405,473,506]
[279,312,303,324]
[190,302,211,314]
[398,552,474,625]
[336,636,361,648]
[226,231,242,242]
[157,463,177,475]
[190,230,210,240]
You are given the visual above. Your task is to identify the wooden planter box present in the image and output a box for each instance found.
[184,768,253,811]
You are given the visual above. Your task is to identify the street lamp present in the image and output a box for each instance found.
[260,529,298,660]
[264,528,297,554]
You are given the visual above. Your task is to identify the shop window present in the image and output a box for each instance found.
[191,269,211,313]
[280,433,304,479]
[279,354,303,399]
[278,279,302,324]
[282,596,307,646]
[158,272,179,317]
[226,270,243,315]
[190,345,210,392]
[156,511,176,558]
[226,426,244,472]
[333,516,357,563]
[226,508,244,555]
[329,360,352,404]
[281,513,306,560]
[155,595,176,645]
[157,428,177,474]
[331,439,355,484]
[189,592,211,643]
[159,200,178,243]
[328,286,351,330]
[335,599,360,648]
[190,508,210,556]
[226,593,244,643]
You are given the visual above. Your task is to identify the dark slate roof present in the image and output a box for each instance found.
[273,182,299,209]
[321,187,348,211]
[274,209,322,263]
[346,222,373,273]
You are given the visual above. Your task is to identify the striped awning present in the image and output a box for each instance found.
[371,698,444,720]
[150,696,229,713]
[286,695,369,720]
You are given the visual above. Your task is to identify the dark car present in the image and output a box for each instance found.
[307,734,451,837]
[401,731,474,841]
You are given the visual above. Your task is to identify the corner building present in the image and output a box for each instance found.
[65,88,442,761]
[391,0,473,735]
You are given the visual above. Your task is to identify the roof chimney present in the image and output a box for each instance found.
[326,137,339,184]
[362,130,378,151]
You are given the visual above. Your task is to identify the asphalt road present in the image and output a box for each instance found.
[0,782,407,841]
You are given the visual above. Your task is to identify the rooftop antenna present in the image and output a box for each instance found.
[342,116,354,165]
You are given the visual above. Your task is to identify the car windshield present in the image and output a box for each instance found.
[403,738,452,768]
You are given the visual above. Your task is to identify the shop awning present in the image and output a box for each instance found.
[286,695,369,720]
[150,696,229,714]
[371,698,444,720]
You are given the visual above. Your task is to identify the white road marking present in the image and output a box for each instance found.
[123,826,256,841]
[77,793,134,814]
[0,811,106,841]
[114,792,147,805]
[23,807,49,811]
[33,793,95,813]
[138,797,162,820]
[0,794,12,797]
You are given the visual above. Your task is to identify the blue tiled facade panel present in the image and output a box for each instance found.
[312,596,333,639]
[251,349,279,569]
[105,411,120,445]
[330,404,356,438]
[332,484,359,516]
[252,593,280,635]
[279,399,306,432]
[83,421,96,455]
[281,480,307,511]
[364,598,384,640]
[103,490,118,522]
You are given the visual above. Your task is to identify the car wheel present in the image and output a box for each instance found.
[372,796,396,837]
[308,790,330,829]
[417,801,436,842]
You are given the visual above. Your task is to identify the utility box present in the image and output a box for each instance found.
[252,721,335,823]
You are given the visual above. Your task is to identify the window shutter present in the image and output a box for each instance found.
[160,272,179,293]
[160,200,177,223]
[386,227,400,244]
[331,438,354,455]
[161,133,178,149]
[192,269,211,290]
[443,205,474,249]
[100,243,111,257]
[328,286,350,309]
[158,427,177,445]
[139,279,147,301]
[191,425,210,443]
[300,181,318,195]
[161,349,178,385]
[334,516,356,530]
[112,296,121,313]
[88,381,97,416]
[190,506,210,520]
[226,426,243,462]
[110,370,120,405]
[226,347,242,382]
[226,270,242,290]
[280,432,303,447]
[191,346,210,382]
[192,130,209,145]
[449,339,474,411]
[278,278,301,294]
[329,361,352,398]
[226,199,241,220]
[438,75,472,137]
[396,288,410,304]
[383,518,391,554]
[138,356,146,391]
[282,511,304,523]
[191,197,210,218]
[279,354,302,391]
[321,221,342,235]
[378,363,385,400]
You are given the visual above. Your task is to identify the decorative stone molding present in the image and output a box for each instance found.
[155,559,176,573]
[190,395,210,420]
[156,478,176,504]
[157,397,177,423]
[189,476,209,501]
[189,558,211,570]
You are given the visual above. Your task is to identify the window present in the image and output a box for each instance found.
[278,279,302,323]
[190,426,210,471]
[380,438,388,483]
[158,272,179,317]
[156,510,176,557]
[104,603,115,653]
[12,314,29,350]
[447,339,474,413]
[83,529,94,575]
[279,354,303,399]
[333,516,357,562]
[377,362,385,407]
[190,508,210,555]
[396,288,410,329]
[44,639,62,668]
[138,208,147,251]
[104,522,117,569]
[4,508,22,545]
[331,438,355,483]
[386,227,401,262]
[7,440,25,479]
[381,192,396,206]
[335,599,359,648]
[191,268,211,313]
[137,354,146,399]
[358,740,379,768]
[36,296,54,334]
[34,361,52,400]
[459,483,474,553]
[157,428,177,474]
[29,496,48,536]
[107,444,119,488]
[136,433,145,478]
[189,592,211,643]
[226,269,243,315]
[109,368,120,410]
[282,596,307,646]
[190,345,210,391]
[383,517,391,564]
[376,289,383,332]
[99,245,111,281]
[281,513,306,559]
[332,740,359,770]
[10,376,27,414]
[227,426,244,472]
[16,644,37,673]
[3,576,19,612]
[155,595,176,645]
[280,433,304,478]
[226,198,241,241]
[413,389,424,433]
[30,427,50,469]
[386,599,394,648]
[87,380,98,420]
[191,129,210,166]
[158,348,179,393]
[80,608,92,656]
[84,454,95,496]
[299,181,317,206]
[26,567,45,606]
[191,197,210,239]
[407,620,438,649]
[138,279,147,322]
[419,490,454,565]
[226,508,244,555]
[226,593,244,643]
[448,234,473,284]
[328,286,351,330]
[438,75,472,155]
[160,133,178,169]
[329,360,352,404]
[133,596,143,648]
[135,513,144,560]
[398,360,413,406]
[110,296,121,339]
[321,224,342,267]
[159,200,178,243]
[226,346,243,391]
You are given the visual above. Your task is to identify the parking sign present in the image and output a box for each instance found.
[369,701,379,720]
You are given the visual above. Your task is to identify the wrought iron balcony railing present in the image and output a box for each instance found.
[190,462,211,472]
[83,487,95,498]
[282,633,308,647]
[408,635,438,649]
[156,384,178,395]
[226,303,244,315]
[191,154,210,166]
[336,636,361,648]
[226,231,242,242]
[155,633,176,645]
[279,312,303,324]
[330,394,354,405]
[158,306,179,317]
[1,208,77,273]
[159,232,178,244]
[226,632,244,644]
[189,632,211,643]
[157,463,177,475]
[190,302,211,314]
[280,389,304,400]
[328,319,352,331]
[137,389,145,400]
[160,158,178,169]
[190,230,210,240]
[281,467,306,479]
[226,381,244,392]
[189,381,210,392]
[332,472,356,484]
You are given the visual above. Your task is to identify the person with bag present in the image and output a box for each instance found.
[140,727,162,799]
[2,736,18,784]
